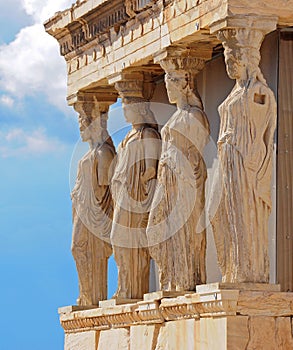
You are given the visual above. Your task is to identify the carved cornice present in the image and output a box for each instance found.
[160,295,200,321]
[59,284,291,334]
[125,0,157,17]
[45,0,166,57]
[55,0,130,56]
[137,300,165,324]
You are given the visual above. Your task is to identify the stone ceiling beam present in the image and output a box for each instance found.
[67,89,118,106]
[44,0,293,101]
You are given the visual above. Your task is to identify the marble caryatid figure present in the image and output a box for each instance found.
[111,90,161,299]
[147,57,210,291]
[210,28,277,283]
[71,100,115,305]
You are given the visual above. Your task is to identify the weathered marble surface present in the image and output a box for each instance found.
[60,285,293,350]
[44,0,293,101]
[147,54,210,292]
[71,99,115,305]
[111,77,161,299]
[210,23,277,283]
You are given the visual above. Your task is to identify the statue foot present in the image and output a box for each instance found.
[76,295,93,306]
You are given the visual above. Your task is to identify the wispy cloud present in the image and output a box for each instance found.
[0,127,66,158]
[0,0,73,113]
[21,0,72,23]
[0,94,14,107]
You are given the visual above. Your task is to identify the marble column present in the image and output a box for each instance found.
[71,92,117,305]
[110,72,161,299]
[209,16,278,283]
[146,48,211,291]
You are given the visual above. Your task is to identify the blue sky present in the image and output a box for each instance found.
[0,1,127,348]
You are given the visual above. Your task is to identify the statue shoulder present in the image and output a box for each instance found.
[248,80,275,100]
[190,107,210,131]
[94,143,116,161]
[142,127,161,140]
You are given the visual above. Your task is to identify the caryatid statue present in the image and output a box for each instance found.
[147,55,210,291]
[111,73,161,299]
[210,20,277,283]
[71,94,116,305]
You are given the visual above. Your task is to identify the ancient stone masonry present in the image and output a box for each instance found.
[59,1,129,56]
[59,285,293,350]
[44,0,293,349]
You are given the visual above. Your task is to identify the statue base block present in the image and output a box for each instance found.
[59,283,293,349]
[196,282,281,293]
[99,298,141,308]
[143,290,194,301]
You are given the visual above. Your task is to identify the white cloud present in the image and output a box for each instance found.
[0,127,66,158]
[0,94,14,107]
[0,0,73,113]
[21,0,73,23]
[0,24,67,111]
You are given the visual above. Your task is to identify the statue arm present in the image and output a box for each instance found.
[92,146,115,203]
[141,128,161,183]
[256,88,277,182]
[244,84,276,175]
[192,109,210,150]
[96,146,116,186]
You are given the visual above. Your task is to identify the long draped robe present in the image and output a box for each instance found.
[111,126,161,299]
[71,142,115,305]
[147,107,210,291]
[210,79,277,283]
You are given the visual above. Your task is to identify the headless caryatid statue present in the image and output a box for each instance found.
[147,57,210,291]
[71,102,115,305]
[210,28,277,283]
[110,96,161,300]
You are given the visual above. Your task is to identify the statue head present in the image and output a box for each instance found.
[160,57,204,109]
[218,28,264,82]
[122,97,158,129]
[74,101,109,144]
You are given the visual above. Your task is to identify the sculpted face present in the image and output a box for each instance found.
[165,73,179,104]
[224,47,247,80]
[123,103,137,124]
[78,115,91,142]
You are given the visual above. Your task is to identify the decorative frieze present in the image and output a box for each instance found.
[48,0,175,57]
[59,1,129,56]
[137,300,165,324]
[160,295,200,321]
[125,0,156,17]
[59,285,293,335]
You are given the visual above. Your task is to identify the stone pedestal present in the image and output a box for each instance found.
[59,284,293,350]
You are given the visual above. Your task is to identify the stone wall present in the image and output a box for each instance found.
[61,284,293,350]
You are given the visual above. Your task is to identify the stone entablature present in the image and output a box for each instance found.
[45,0,293,102]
